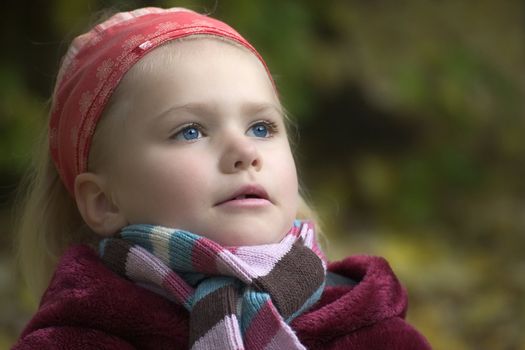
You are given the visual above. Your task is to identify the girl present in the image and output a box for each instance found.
[13,7,431,350]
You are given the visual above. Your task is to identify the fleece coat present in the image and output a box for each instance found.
[13,245,431,349]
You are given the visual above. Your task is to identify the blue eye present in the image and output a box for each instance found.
[182,127,200,140]
[248,121,277,138]
[173,124,203,141]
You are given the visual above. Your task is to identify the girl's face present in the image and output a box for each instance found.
[101,39,299,246]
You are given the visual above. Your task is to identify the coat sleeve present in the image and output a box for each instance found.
[325,317,432,350]
[12,326,136,350]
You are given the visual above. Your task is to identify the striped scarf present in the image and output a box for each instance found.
[99,220,326,350]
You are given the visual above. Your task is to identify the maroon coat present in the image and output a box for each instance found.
[13,245,431,349]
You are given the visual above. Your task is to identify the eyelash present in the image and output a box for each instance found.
[169,120,280,141]
[252,120,279,137]
[170,122,204,140]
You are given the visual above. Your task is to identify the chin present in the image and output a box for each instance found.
[203,218,291,246]
[214,229,280,247]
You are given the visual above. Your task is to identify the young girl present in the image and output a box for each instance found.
[13,7,431,350]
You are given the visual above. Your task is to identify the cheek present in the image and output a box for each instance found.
[116,151,211,219]
[143,158,209,201]
[271,147,299,200]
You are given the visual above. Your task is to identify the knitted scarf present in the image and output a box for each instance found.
[99,220,326,350]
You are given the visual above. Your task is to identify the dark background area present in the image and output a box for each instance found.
[1,1,524,349]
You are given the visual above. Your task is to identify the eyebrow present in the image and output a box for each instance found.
[154,101,284,121]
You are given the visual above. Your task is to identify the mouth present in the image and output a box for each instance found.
[216,184,270,206]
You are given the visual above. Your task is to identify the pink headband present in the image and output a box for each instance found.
[49,7,273,197]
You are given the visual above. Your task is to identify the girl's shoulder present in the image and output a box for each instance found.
[14,245,189,349]
[292,255,432,350]
[15,247,431,349]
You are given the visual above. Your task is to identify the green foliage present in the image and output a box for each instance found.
[0,65,45,175]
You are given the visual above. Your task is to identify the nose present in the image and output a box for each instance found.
[219,134,262,174]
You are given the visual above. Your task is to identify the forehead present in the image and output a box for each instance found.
[113,37,280,120]
[126,37,273,89]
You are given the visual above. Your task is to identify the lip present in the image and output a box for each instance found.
[215,184,270,206]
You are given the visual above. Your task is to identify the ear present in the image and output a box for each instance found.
[74,173,127,237]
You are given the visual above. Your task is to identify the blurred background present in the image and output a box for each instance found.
[1,0,524,349]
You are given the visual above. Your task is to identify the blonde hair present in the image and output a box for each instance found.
[15,35,322,300]
[14,130,96,298]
